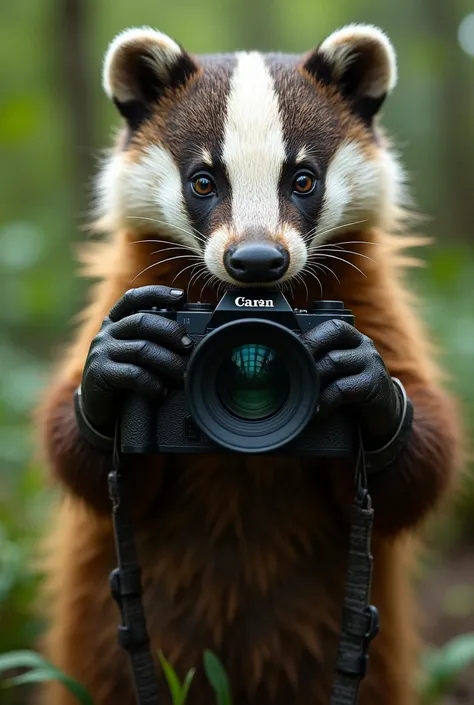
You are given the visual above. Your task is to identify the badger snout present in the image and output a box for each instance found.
[224,241,290,283]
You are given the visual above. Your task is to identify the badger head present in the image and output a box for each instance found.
[97,25,406,289]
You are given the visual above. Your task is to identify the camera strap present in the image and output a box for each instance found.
[330,437,379,705]
[108,427,161,705]
[108,426,378,705]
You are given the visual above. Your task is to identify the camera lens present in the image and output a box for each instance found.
[217,344,290,420]
[185,319,320,453]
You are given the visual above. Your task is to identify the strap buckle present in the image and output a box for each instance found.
[356,606,379,679]
[364,605,379,642]
[110,568,149,652]
[117,624,150,652]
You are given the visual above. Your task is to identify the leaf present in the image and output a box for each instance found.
[158,651,195,705]
[0,651,94,705]
[203,651,232,705]
[181,668,196,702]
[419,633,474,702]
[0,651,47,671]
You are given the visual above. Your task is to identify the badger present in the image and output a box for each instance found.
[38,23,461,705]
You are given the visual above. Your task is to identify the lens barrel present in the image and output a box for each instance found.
[185,319,319,453]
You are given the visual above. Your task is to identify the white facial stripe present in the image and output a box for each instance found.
[311,140,405,246]
[97,145,200,251]
[222,52,286,234]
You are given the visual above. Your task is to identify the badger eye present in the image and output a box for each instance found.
[293,171,316,195]
[191,173,216,197]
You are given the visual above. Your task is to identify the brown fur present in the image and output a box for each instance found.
[36,223,463,705]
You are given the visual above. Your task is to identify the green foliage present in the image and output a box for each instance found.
[158,651,196,705]
[0,651,94,705]
[0,649,231,705]
[419,633,474,704]
[157,650,233,704]
[203,651,233,705]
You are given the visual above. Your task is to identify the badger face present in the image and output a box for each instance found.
[98,25,405,287]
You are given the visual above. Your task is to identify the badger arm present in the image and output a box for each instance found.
[365,381,461,535]
[40,376,163,515]
[320,237,464,538]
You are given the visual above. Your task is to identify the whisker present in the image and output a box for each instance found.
[309,246,377,264]
[294,273,309,302]
[127,216,207,245]
[127,215,207,244]
[313,253,367,278]
[132,239,199,250]
[200,273,218,300]
[315,239,383,248]
[188,265,209,297]
[307,261,341,284]
[149,246,202,258]
[304,269,323,297]
[131,254,201,284]
[188,265,208,288]
[171,262,201,284]
[187,266,207,299]
[301,219,369,244]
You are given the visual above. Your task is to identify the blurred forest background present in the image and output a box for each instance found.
[0,0,473,703]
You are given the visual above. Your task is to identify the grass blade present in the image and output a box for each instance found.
[181,667,196,702]
[158,650,195,705]
[203,651,232,705]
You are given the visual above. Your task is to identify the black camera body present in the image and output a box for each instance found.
[120,290,357,457]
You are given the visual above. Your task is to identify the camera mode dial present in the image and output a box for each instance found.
[311,300,344,311]
[184,303,214,311]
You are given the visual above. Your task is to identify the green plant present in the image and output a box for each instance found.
[203,650,233,705]
[418,632,474,704]
[0,649,234,705]
[158,650,196,705]
[0,651,94,705]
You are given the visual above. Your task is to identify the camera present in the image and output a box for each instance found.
[120,290,357,456]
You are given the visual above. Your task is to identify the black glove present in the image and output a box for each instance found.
[75,286,194,449]
[302,319,413,467]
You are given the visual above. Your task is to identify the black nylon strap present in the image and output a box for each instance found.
[330,441,379,705]
[108,425,161,705]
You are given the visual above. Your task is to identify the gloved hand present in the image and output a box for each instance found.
[302,319,404,451]
[77,286,194,442]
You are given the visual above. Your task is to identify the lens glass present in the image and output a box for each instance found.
[217,343,290,420]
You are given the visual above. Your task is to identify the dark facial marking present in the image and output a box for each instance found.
[268,56,346,238]
[161,56,235,241]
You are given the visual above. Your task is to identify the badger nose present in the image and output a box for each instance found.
[224,242,290,283]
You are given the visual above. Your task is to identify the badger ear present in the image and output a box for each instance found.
[102,27,199,129]
[302,24,397,125]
